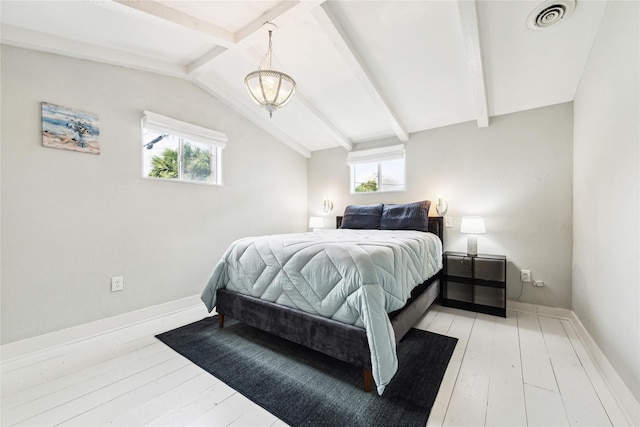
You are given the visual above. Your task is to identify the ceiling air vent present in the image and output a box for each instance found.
[527,0,576,30]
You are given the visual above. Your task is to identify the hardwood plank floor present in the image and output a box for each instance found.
[1,304,629,426]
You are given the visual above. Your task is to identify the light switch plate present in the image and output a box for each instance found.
[444,217,453,228]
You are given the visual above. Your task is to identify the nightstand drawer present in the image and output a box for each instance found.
[474,286,505,308]
[444,281,473,303]
[446,255,472,278]
[475,257,506,282]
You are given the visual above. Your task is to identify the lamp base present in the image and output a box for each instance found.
[467,235,478,256]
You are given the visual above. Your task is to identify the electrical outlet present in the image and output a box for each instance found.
[111,276,124,292]
[520,269,531,282]
[444,217,453,228]
[533,280,544,287]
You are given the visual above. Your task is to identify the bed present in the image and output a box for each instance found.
[201,201,443,394]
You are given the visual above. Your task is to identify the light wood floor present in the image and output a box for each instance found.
[1,304,631,426]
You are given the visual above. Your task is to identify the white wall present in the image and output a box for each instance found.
[573,0,639,403]
[308,103,574,308]
[0,46,308,344]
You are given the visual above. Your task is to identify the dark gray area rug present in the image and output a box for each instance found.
[156,316,457,427]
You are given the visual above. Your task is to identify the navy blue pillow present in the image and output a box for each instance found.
[340,204,384,229]
[380,200,431,231]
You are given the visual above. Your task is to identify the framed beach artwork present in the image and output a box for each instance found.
[41,102,100,154]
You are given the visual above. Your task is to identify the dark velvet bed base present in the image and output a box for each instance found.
[216,216,444,392]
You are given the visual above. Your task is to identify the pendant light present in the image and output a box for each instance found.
[244,22,296,118]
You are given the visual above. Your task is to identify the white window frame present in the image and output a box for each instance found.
[141,111,228,186]
[347,144,406,194]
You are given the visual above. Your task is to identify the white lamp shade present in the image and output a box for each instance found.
[460,217,486,234]
[309,216,324,229]
[245,70,296,116]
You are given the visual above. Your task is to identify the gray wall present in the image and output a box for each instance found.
[573,0,639,402]
[308,103,573,308]
[1,46,308,344]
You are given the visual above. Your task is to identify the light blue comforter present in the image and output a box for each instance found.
[201,229,442,394]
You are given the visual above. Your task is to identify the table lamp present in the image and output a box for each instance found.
[460,216,485,256]
[309,216,324,231]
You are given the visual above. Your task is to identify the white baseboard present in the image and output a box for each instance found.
[507,299,639,425]
[569,314,640,426]
[1,294,207,364]
[506,300,574,319]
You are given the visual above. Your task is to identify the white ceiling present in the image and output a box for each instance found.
[0,0,608,157]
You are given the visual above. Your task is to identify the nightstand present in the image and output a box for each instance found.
[441,251,506,317]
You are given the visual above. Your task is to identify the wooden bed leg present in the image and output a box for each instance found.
[218,313,224,328]
[363,369,372,393]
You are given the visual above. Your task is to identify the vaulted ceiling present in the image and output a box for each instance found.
[0,0,608,157]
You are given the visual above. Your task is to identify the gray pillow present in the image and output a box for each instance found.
[340,204,384,229]
[380,200,431,231]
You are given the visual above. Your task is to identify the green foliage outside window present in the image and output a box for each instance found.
[183,143,212,181]
[355,179,378,192]
[149,143,212,181]
[149,148,178,179]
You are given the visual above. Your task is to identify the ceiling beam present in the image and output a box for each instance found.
[234,1,325,47]
[186,46,228,78]
[113,0,236,47]
[457,0,490,128]
[0,24,186,78]
[312,3,409,142]
[295,94,353,151]
[186,1,324,80]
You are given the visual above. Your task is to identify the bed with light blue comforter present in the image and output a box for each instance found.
[201,229,442,394]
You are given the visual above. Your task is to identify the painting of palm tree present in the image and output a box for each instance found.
[41,102,100,154]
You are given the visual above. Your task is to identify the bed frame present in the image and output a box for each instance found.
[216,216,444,392]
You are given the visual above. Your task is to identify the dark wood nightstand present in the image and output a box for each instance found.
[441,251,507,317]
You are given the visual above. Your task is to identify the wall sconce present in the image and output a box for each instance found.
[460,216,486,256]
[436,194,448,216]
[309,216,324,230]
[323,198,334,213]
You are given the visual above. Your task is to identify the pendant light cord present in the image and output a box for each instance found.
[267,30,273,69]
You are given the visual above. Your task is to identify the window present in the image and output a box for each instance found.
[141,111,227,185]
[347,145,406,193]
